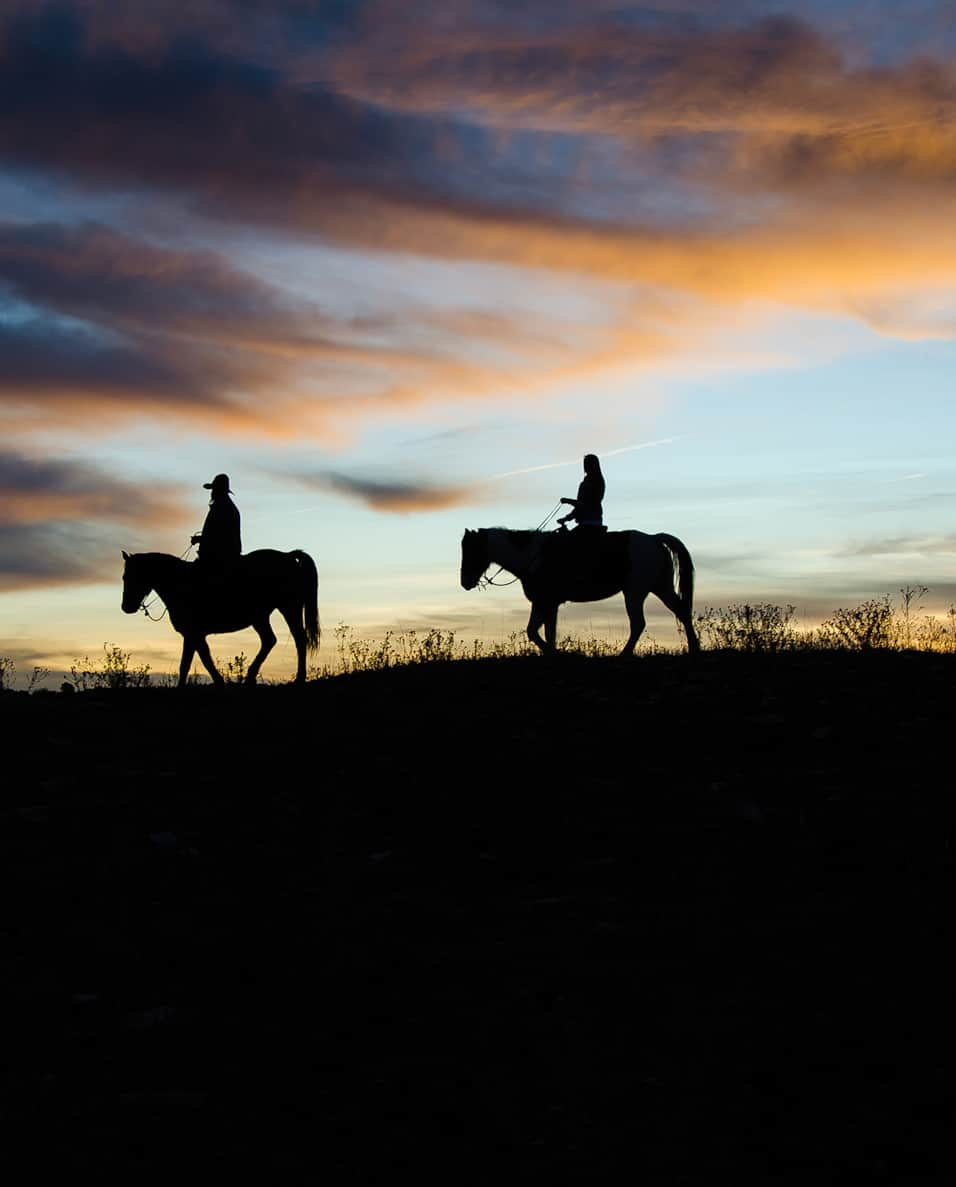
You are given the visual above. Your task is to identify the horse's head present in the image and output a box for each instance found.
[460,529,489,590]
[121,550,151,614]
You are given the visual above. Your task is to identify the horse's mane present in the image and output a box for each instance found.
[131,551,192,572]
[485,527,544,548]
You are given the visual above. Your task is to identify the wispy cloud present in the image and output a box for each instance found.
[286,469,478,513]
[836,534,956,558]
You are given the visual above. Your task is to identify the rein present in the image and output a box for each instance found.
[481,571,519,588]
[141,598,168,621]
[139,543,195,621]
[481,503,563,588]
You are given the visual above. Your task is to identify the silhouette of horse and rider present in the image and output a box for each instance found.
[461,453,700,656]
[122,474,320,686]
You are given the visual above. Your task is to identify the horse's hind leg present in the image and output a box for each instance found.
[246,617,277,684]
[279,604,307,683]
[654,584,700,655]
[622,587,649,656]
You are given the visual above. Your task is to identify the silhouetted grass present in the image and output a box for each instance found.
[3,585,955,691]
[696,586,956,654]
[309,585,956,678]
[307,622,662,678]
[68,643,152,691]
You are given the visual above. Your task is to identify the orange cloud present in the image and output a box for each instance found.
[329,13,956,182]
[2,5,955,450]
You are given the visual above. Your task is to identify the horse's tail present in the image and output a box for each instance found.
[291,550,321,653]
[656,533,695,615]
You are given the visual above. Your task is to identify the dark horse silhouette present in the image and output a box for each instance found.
[460,527,700,655]
[122,550,320,685]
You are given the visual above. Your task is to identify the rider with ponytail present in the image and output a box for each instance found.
[557,454,606,533]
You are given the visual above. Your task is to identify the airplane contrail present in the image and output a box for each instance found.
[488,437,679,481]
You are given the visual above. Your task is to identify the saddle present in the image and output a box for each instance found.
[542,526,623,586]
[192,557,242,599]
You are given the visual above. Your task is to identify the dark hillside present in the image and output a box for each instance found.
[3,651,954,1182]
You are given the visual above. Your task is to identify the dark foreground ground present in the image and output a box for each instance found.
[2,650,954,1183]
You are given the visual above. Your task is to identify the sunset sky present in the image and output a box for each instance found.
[2,0,956,682]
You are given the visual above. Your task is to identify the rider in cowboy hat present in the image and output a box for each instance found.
[192,473,242,570]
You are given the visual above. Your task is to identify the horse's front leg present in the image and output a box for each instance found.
[178,639,196,687]
[527,602,556,653]
[195,636,225,685]
[245,618,277,685]
[543,605,559,650]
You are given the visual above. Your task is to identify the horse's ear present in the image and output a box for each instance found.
[122,550,129,560]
